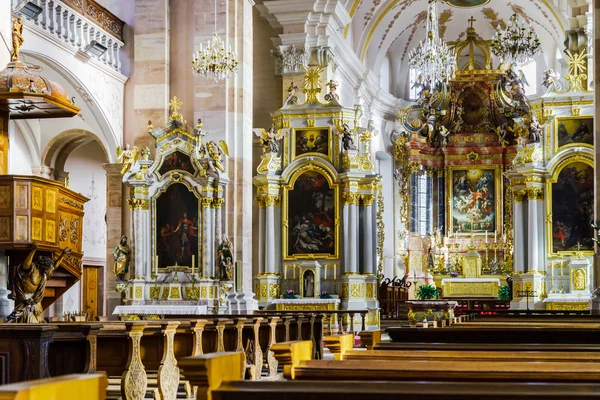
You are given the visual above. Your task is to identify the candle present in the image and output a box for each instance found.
[155,255,158,274]
[494,231,497,243]
[324,265,327,280]
[284,265,287,280]
[485,232,488,244]
[333,265,336,280]
[191,255,195,275]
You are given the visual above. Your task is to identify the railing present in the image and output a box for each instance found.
[12,0,124,72]
[379,276,410,320]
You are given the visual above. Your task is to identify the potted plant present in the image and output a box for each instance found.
[283,289,297,299]
[319,290,333,299]
[450,271,459,278]
[498,285,511,300]
[407,284,457,326]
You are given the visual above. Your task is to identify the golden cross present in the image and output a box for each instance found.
[468,16,476,28]
[169,96,183,114]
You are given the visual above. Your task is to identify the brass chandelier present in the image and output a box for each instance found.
[491,12,540,67]
[192,0,238,82]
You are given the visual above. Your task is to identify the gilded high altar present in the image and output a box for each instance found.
[253,67,380,325]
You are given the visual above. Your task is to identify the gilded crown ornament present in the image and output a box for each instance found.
[491,12,540,67]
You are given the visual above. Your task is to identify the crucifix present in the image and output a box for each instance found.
[468,16,476,29]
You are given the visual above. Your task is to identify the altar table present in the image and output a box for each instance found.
[113,304,208,320]
[272,298,340,311]
[441,278,500,298]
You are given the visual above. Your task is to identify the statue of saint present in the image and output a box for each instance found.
[6,243,71,323]
[113,235,131,281]
[218,235,234,281]
[340,123,356,151]
[11,17,23,62]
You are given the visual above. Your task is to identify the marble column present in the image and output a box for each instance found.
[103,163,123,317]
[526,187,544,272]
[201,198,212,278]
[263,195,278,274]
[361,194,375,275]
[512,189,526,273]
[343,193,360,274]
[257,201,265,274]
[130,203,150,281]
[213,198,224,279]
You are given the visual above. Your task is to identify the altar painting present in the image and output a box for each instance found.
[292,128,331,161]
[555,116,593,151]
[285,170,337,260]
[158,151,195,176]
[449,168,497,234]
[550,161,594,254]
[155,183,198,269]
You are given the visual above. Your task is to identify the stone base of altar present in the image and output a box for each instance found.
[544,294,591,311]
[113,303,208,320]
[441,278,500,298]
[272,298,340,311]
[510,272,546,310]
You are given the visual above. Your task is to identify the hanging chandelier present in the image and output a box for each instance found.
[491,12,540,67]
[408,0,456,87]
[192,0,238,81]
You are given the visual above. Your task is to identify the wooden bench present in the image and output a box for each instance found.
[0,374,107,400]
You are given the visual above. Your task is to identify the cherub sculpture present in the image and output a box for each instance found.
[206,140,229,172]
[528,115,543,143]
[340,123,356,151]
[542,69,559,90]
[325,79,339,101]
[6,243,71,323]
[116,144,139,175]
[253,126,284,154]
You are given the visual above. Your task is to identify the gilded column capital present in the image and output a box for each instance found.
[525,187,544,201]
[263,194,281,207]
[211,198,225,209]
[342,192,360,205]
[128,198,149,210]
[361,194,375,206]
[201,197,213,208]
[513,189,526,203]
[256,195,266,208]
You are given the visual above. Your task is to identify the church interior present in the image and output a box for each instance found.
[0,0,598,398]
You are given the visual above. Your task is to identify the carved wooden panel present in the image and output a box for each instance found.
[83,266,99,319]
[0,217,9,240]
[46,190,57,214]
[45,220,56,243]
[15,216,27,241]
[32,187,43,211]
[32,217,43,241]
[0,187,9,209]
[15,185,27,209]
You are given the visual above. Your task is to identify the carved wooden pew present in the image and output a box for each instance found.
[0,374,108,400]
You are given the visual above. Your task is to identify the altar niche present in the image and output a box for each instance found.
[155,183,199,270]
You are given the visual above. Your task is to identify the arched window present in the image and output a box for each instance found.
[410,172,432,236]
[408,68,419,101]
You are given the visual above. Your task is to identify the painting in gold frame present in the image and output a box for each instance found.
[554,116,593,153]
[546,157,594,257]
[447,166,502,236]
[282,165,339,261]
[291,127,332,162]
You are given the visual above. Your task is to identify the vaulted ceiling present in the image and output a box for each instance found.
[345,0,572,98]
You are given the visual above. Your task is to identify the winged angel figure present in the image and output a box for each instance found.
[116,144,139,175]
[253,126,284,154]
[206,140,229,172]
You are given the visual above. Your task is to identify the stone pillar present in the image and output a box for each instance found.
[257,202,265,274]
[512,189,526,273]
[526,194,539,273]
[264,195,278,274]
[103,163,123,317]
[213,198,224,279]
[0,251,13,318]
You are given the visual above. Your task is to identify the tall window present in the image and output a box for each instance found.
[410,173,432,236]
[408,68,419,101]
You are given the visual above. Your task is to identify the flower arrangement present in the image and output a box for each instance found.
[319,290,333,299]
[450,271,459,278]
[498,285,511,300]
[416,284,442,300]
[283,289,297,299]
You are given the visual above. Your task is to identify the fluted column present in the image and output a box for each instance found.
[201,197,212,278]
[513,189,526,273]
[212,198,224,279]
[526,186,545,272]
[129,198,150,280]
[257,199,266,274]
[361,194,375,275]
[263,195,279,274]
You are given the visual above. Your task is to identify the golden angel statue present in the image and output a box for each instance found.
[11,17,23,62]
[253,126,284,154]
[206,140,229,172]
[6,243,71,323]
[113,235,131,281]
[116,144,139,175]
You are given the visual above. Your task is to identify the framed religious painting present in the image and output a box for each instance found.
[154,182,199,269]
[554,116,593,153]
[282,165,339,260]
[158,150,196,177]
[447,166,502,236]
[290,127,332,162]
[546,158,594,257]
